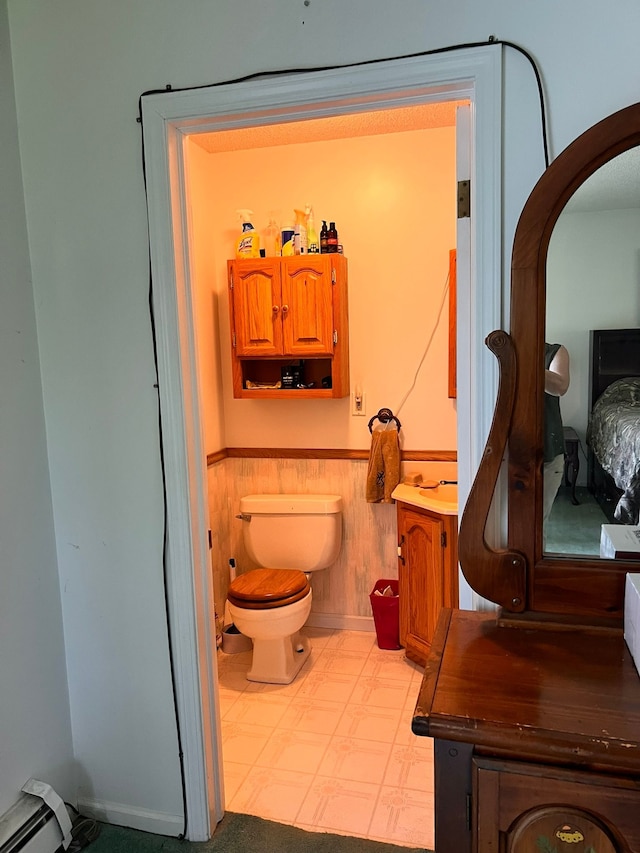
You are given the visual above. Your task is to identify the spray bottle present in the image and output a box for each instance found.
[306,205,319,253]
[262,212,279,257]
[293,208,308,255]
[235,209,261,258]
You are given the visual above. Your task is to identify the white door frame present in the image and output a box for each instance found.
[141,47,502,841]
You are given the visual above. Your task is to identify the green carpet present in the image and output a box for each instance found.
[85,813,433,852]
[545,486,608,556]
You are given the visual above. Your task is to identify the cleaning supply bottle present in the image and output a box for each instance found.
[327,221,338,253]
[306,205,319,253]
[281,223,295,256]
[320,220,328,253]
[293,208,308,255]
[262,212,279,257]
[223,558,237,628]
[235,210,261,259]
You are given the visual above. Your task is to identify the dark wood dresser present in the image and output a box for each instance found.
[419,103,640,853]
[413,609,640,852]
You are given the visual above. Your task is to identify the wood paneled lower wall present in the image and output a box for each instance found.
[206,448,456,629]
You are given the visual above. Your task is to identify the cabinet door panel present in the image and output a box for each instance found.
[231,260,283,356]
[475,758,639,852]
[398,506,445,663]
[281,257,333,356]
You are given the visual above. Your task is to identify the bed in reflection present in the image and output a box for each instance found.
[587,328,640,523]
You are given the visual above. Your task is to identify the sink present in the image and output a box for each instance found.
[391,482,458,515]
[419,483,457,503]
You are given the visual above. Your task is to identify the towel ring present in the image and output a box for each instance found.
[368,407,402,433]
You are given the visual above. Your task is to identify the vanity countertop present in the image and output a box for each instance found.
[391,482,458,516]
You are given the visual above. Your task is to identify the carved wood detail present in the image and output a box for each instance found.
[461,102,640,623]
[458,330,526,610]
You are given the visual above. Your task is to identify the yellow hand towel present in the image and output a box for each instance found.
[366,428,400,503]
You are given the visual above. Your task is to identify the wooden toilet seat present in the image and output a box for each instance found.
[227,568,310,610]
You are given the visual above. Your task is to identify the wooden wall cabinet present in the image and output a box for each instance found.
[227,255,349,399]
[396,502,458,667]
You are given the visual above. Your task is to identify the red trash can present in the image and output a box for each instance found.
[369,578,401,650]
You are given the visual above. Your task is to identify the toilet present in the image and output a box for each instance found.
[227,494,343,684]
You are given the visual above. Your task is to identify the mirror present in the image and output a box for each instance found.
[544,147,640,557]
[459,102,640,626]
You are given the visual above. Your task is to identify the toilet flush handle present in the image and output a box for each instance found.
[235,513,251,522]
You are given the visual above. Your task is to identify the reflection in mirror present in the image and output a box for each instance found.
[460,104,640,620]
[545,147,640,558]
[543,342,570,546]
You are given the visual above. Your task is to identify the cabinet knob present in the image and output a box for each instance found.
[281,304,289,314]
[272,305,279,315]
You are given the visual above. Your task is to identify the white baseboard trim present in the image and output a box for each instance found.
[77,796,183,838]
[307,612,375,632]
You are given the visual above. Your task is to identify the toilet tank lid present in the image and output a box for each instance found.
[240,494,342,514]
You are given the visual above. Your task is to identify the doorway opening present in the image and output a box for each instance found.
[186,102,459,846]
[141,47,502,841]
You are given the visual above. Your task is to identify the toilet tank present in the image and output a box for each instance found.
[239,494,343,572]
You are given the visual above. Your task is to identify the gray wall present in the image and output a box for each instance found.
[0,0,73,817]
[4,0,640,834]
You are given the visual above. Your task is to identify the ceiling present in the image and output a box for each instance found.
[191,102,639,212]
[191,101,466,154]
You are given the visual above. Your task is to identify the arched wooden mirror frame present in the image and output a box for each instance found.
[460,102,640,626]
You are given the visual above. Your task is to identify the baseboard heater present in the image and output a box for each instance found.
[0,781,72,853]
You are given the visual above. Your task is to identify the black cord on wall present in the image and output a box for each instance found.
[139,159,189,840]
[138,37,549,166]
[136,36,549,841]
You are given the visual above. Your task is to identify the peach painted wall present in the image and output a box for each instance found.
[188,125,457,454]
[189,127,458,621]
[187,140,226,454]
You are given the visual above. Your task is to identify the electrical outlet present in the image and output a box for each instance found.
[352,390,366,416]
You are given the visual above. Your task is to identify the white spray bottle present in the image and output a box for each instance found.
[235,209,261,258]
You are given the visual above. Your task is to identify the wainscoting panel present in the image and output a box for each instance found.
[207,457,398,622]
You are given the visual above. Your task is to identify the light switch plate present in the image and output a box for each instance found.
[352,390,366,416]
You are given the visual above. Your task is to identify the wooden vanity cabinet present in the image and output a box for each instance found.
[396,502,458,667]
[227,254,349,399]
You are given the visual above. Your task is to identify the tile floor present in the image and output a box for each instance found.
[217,626,434,849]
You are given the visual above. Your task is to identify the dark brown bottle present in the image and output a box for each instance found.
[319,220,328,253]
[327,221,338,253]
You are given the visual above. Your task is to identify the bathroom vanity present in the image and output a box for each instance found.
[396,503,458,666]
[413,104,640,852]
[392,483,458,666]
